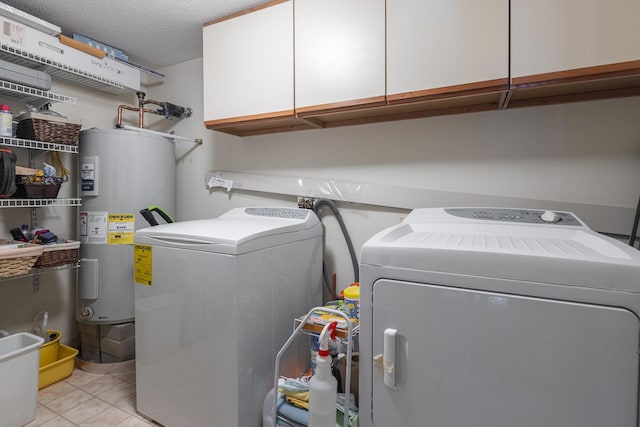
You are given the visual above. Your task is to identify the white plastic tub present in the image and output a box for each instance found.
[0,332,44,427]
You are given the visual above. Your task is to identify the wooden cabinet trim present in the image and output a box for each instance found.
[208,123,314,137]
[507,86,640,110]
[205,66,640,137]
[235,123,314,137]
[512,60,640,88]
[322,102,502,129]
[204,0,289,27]
[204,110,295,128]
[388,78,510,104]
[296,96,387,117]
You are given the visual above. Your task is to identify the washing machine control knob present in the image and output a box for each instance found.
[540,210,561,223]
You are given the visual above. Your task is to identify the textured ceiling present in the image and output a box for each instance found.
[1,0,271,70]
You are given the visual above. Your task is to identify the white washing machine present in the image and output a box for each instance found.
[133,207,322,427]
[359,208,640,427]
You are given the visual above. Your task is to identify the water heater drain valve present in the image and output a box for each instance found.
[79,307,94,320]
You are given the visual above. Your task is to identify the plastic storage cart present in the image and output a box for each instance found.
[0,332,45,427]
[269,307,356,427]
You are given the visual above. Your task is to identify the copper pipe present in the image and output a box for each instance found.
[117,105,135,127]
[141,100,164,127]
[116,105,161,128]
[117,91,181,128]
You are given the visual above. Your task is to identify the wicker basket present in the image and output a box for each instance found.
[14,183,62,199]
[0,243,44,278]
[15,175,64,199]
[16,112,82,145]
[34,240,80,268]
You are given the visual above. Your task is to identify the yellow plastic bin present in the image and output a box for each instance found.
[39,344,79,389]
[0,332,44,427]
[39,330,61,368]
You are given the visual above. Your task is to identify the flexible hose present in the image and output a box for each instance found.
[313,198,359,285]
[322,263,333,297]
[629,193,640,247]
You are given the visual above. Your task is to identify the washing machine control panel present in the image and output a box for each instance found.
[445,208,582,226]
[245,207,309,220]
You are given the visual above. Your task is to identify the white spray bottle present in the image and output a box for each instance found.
[309,321,338,427]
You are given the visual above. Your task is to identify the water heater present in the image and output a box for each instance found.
[77,128,175,323]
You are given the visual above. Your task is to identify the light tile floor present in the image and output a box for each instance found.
[26,368,159,427]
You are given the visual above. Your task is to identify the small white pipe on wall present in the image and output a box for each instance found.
[118,125,202,144]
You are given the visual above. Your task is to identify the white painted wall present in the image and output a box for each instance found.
[1,56,639,341]
[156,58,640,294]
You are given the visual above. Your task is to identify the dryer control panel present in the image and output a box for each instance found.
[444,208,582,226]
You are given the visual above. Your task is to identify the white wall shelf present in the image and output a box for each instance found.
[0,79,77,105]
[0,262,79,282]
[0,198,81,208]
[0,137,78,153]
[0,44,127,92]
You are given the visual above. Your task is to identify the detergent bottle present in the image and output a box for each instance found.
[308,321,338,427]
[0,104,11,137]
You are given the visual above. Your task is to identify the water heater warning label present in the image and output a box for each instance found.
[79,211,108,244]
[108,214,135,244]
[134,245,153,286]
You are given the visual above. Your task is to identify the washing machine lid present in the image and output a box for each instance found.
[134,207,321,254]
[361,207,640,293]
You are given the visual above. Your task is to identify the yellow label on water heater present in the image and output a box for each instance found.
[134,244,153,286]
[108,214,135,244]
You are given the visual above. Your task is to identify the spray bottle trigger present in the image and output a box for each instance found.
[328,321,338,340]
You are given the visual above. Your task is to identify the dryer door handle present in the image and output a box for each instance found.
[383,328,398,389]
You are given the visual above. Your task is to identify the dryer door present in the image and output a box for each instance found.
[370,279,639,427]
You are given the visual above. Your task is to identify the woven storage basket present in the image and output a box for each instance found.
[15,175,63,199]
[34,241,80,268]
[14,183,62,199]
[16,112,82,145]
[0,243,44,278]
[26,183,61,199]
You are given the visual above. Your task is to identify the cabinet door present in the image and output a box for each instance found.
[202,1,293,123]
[511,0,640,82]
[387,0,508,101]
[294,0,386,113]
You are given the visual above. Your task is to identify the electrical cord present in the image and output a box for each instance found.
[313,198,359,296]
[629,193,640,247]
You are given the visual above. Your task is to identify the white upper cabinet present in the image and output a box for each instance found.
[511,0,640,82]
[202,0,294,123]
[201,0,640,136]
[387,0,509,101]
[294,0,386,113]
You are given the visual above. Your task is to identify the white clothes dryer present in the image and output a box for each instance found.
[360,207,640,427]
